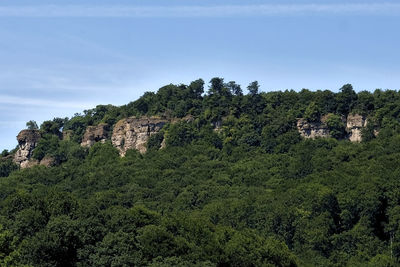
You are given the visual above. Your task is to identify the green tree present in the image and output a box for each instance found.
[26,120,38,130]
[304,102,321,122]
[247,81,259,96]
[336,84,357,115]
[326,114,346,139]
[226,81,243,96]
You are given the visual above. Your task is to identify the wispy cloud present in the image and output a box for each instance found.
[0,95,96,109]
[0,3,399,17]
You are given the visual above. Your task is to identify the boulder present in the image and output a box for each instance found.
[13,129,41,168]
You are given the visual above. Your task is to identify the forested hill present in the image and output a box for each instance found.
[1,78,400,266]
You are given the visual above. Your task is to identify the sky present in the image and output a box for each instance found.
[1,0,400,150]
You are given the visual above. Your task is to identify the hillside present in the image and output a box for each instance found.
[1,78,400,266]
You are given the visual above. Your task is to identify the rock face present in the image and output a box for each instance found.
[297,113,369,142]
[13,130,41,168]
[81,123,109,147]
[346,114,367,142]
[39,156,55,167]
[297,118,330,139]
[112,117,167,156]
[212,120,223,133]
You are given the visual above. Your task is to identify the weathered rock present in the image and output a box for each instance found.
[40,156,55,167]
[160,138,167,149]
[81,123,109,147]
[213,120,223,133]
[170,114,195,124]
[297,113,370,142]
[13,129,41,168]
[346,114,367,142]
[112,117,167,156]
[297,118,330,139]
[21,159,39,169]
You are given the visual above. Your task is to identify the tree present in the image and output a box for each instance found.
[208,77,225,95]
[226,81,243,96]
[0,159,18,177]
[1,150,9,157]
[336,84,357,115]
[40,117,67,137]
[304,102,321,122]
[188,79,205,99]
[26,120,38,130]
[361,122,376,142]
[165,122,197,147]
[326,114,346,139]
[247,81,259,96]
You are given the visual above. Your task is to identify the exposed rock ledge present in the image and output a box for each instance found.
[13,129,41,168]
[81,123,109,147]
[297,113,371,142]
[346,114,367,142]
[297,117,330,139]
[111,117,168,156]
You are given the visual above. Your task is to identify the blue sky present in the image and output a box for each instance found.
[1,0,400,150]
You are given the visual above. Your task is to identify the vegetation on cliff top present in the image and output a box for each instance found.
[1,78,400,266]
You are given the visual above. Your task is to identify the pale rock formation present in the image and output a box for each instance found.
[170,114,195,124]
[346,114,367,142]
[13,129,41,168]
[39,156,55,167]
[213,120,223,133]
[81,123,109,147]
[112,117,167,156]
[297,113,370,142]
[160,138,167,149]
[296,118,330,139]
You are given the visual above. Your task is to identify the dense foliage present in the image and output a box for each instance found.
[2,79,400,266]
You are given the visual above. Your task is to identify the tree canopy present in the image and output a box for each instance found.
[2,78,400,266]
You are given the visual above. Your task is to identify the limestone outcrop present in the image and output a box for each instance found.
[13,129,41,168]
[346,114,367,142]
[39,156,55,167]
[81,123,109,147]
[297,113,370,142]
[112,117,167,156]
[297,118,330,139]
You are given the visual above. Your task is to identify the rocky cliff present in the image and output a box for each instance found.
[346,114,367,142]
[13,129,41,168]
[81,123,109,147]
[297,117,330,139]
[297,113,369,142]
[111,117,168,156]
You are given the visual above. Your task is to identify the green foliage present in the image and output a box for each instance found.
[40,117,66,137]
[147,132,165,151]
[165,122,198,147]
[304,102,321,122]
[32,134,60,161]
[247,81,259,96]
[0,158,18,177]
[4,79,400,266]
[336,84,357,115]
[326,114,346,139]
[361,120,377,142]
[26,120,38,130]
[33,134,86,164]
